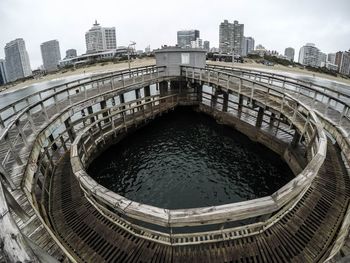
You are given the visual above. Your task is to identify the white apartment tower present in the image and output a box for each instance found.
[4,38,32,82]
[298,43,320,67]
[219,20,244,56]
[40,40,61,72]
[85,21,117,53]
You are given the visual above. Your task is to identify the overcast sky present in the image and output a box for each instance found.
[1,0,349,68]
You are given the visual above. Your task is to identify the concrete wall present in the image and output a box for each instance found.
[155,47,206,76]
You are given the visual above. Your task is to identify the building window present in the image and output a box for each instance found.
[181,53,190,64]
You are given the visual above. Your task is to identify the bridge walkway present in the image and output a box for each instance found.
[49,136,349,262]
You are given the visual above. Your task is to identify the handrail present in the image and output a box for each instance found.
[207,63,350,103]
[0,66,166,260]
[0,65,161,127]
[0,66,166,161]
[70,67,326,234]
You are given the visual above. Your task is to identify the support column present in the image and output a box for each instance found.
[87,106,95,124]
[237,94,243,118]
[256,107,264,128]
[144,86,151,109]
[100,100,109,123]
[159,81,168,97]
[269,112,276,127]
[222,92,229,112]
[64,118,76,143]
[291,130,301,148]
[135,88,142,111]
[144,86,151,100]
[197,83,203,104]
[119,93,125,110]
[211,86,218,110]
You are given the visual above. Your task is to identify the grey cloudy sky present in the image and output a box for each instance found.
[1,0,349,68]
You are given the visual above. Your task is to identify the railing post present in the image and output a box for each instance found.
[64,117,76,143]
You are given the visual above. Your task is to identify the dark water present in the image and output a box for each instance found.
[88,108,294,209]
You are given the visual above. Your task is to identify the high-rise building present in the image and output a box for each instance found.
[242,37,255,56]
[4,38,32,82]
[85,20,117,53]
[219,20,244,56]
[0,59,8,85]
[40,40,61,72]
[191,38,203,48]
[298,43,320,67]
[317,52,327,67]
[335,51,343,69]
[337,51,350,75]
[284,47,295,61]
[327,53,336,64]
[177,30,200,48]
[145,45,151,54]
[203,41,210,51]
[66,49,77,58]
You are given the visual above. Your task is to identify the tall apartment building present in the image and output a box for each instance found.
[0,59,8,85]
[4,38,32,82]
[327,53,336,64]
[336,51,350,75]
[242,37,255,56]
[317,52,327,67]
[219,20,244,56]
[191,38,203,48]
[66,49,77,58]
[284,47,295,61]
[177,30,200,48]
[85,21,117,53]
[298,43,320,67]
[40,40,61,72]
[203,41,210,51]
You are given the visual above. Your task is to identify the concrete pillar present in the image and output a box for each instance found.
[87,106,95,124]
[100,100,109,123]
[144,86,151,109]
[159,81,168,97]
[64,118,76,142]
[269,112,276,127]
[237,94,243,118]
[291,130,301,148]
[256,107,264,128]
[211,86,218,110]
[223,92,229,112]
[144,86,151,99]
[197,83,203,104]
[119,93,125,110]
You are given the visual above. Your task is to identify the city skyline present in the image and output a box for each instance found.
[1,0,350,68]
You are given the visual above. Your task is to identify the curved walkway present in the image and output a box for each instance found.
[50,136,349,262]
